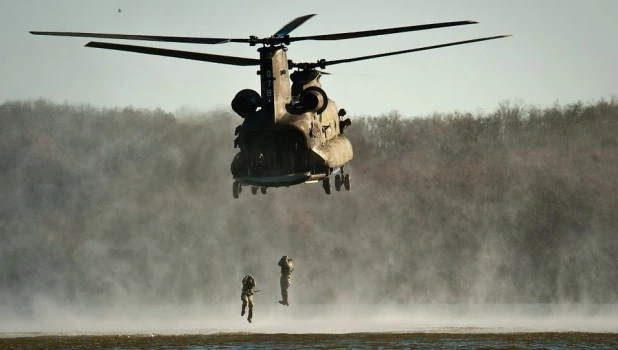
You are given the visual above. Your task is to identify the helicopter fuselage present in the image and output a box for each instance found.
[231,46,353,187]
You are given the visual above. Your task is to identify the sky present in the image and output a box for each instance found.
[1,0,617,117]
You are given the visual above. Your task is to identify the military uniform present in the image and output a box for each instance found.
[278,255,294,306]
[241,275,256,323]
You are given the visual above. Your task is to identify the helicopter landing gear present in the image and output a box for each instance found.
[344,173,351,191]
[233,181,242,199]
[322,176,331,195]
[335,174,342,191]
[233,183,267,198]
[335,167,351,192]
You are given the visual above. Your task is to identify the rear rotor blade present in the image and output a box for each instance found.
[288,20,477,42]
[30,31,249,44]
[85,41,260,66]
[294,35,511,68]
[274,14,316,37]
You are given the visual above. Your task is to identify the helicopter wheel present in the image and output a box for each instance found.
[233,181,241,199]
[260,187,267,194]
[251,186,258,195]
[343,174,351,191]
[334,174,342,191]
[323,177,331,195]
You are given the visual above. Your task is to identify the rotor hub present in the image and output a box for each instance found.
[250,35,291,47]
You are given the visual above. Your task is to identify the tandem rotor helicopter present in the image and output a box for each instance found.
[31,14,510,198]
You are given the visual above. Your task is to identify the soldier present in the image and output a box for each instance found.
[278,255,294,306]
[240,274,256,323]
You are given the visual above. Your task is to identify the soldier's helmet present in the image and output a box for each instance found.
[243,274,254,284]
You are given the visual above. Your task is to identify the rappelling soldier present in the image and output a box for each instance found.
[240,274,256,323]
[278,255,294,306]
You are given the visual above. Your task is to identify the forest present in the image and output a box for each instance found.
[0,98,616,312]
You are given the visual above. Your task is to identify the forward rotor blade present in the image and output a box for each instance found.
[274,14,316,37]
[288,20,477,42]
[85,41,260,66]
[30,31,249,44]
[312,35,512,67]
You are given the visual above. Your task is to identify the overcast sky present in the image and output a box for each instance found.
[1,0,616,116]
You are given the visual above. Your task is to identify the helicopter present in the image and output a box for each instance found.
[30,14,510,198]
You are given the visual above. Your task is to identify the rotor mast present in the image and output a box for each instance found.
[258,46,291,124]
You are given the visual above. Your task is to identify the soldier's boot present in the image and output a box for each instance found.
[241,300,247,316]
[247,308,253,323]
[279,290,289,306]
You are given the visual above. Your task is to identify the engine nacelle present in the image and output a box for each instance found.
[231,89,261,118]
[300,86,328,114]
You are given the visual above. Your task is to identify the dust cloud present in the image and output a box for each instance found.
[0,98,617,334]
[2,304,617,335]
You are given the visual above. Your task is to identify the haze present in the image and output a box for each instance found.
[1,99,616,334]
[1,0,617,336]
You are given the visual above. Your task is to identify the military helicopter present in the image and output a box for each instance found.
[30,15,510,198]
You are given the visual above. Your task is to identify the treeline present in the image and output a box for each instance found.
[0,98,616,311]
